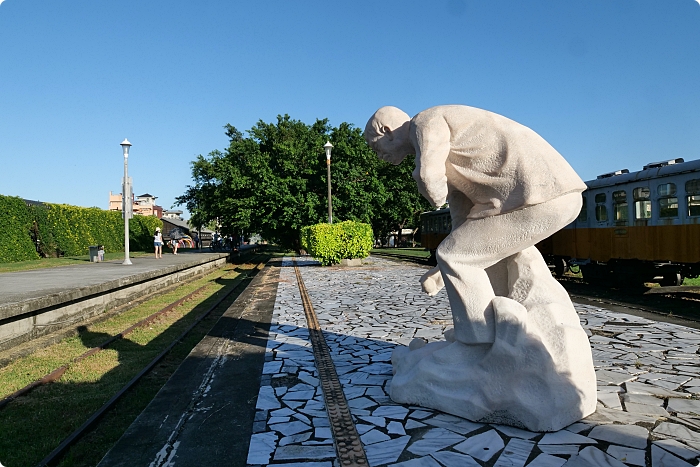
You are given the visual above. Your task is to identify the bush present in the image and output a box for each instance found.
[1,196,164,262]
[0,195,39,262]
[301,220,373,266]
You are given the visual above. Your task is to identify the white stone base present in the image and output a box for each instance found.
[391,248,597,432]
[339,258,362,267]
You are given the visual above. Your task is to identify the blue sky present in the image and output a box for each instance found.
[1,1,699,218]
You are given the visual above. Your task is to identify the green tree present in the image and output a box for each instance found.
[176,115,432,250]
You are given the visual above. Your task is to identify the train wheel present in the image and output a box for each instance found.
[660,272,682,287]
[553,257,567,277]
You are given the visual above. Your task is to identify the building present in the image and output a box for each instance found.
[162,210,184,220]
[109,191,163,218]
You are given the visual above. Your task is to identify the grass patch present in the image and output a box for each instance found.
[0,259,265,467]
[371,247,430,259]
[0,251,156,274]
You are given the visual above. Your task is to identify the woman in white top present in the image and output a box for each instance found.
[154,227,163,258]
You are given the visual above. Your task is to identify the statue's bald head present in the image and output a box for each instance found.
[364,106,411,146]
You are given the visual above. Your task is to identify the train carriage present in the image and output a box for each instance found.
[420,157,700,286]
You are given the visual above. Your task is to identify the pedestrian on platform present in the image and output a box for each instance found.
[171,238,179,255]
[154,228,163,259]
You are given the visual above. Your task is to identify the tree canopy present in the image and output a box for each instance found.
[176,115,432,250]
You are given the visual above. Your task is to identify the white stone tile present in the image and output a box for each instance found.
[387,421,406,435]
[269,420,312,437]
[654,422,700,445]
[651,444,695,467]
[606,445,646,466]
[571,446,626,467]
[268,416,291,425]
[358,415,386,427]
[453,429,504,462]
[597,391,622,409]
[391,456,443,467]
[405,419,426,430]
[492,438,534,467]
[588,424,649,449]
[625,402,670,417]
[668,399,700,416]
[273,444,336,461]
[409,409,433,420]
[372,405,409,420]
[539,431,597,445]
[424,415,483,435]
[493,424,539,440]
[596,369,637,385]
[653,438,700,461]
[364,435,411,466]
[430,451,481,467]
[526,454,567,467]
[273,463,332,467]
[256,385,282,410]
[407,427,465,455]
[538,445,580,456]
[279,431,312,446]
[360,428,391,445]
[246,431,277,464]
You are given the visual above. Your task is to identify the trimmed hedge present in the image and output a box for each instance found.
[0,196,163,262]
[301,220,373,266]
[0,195,40,262]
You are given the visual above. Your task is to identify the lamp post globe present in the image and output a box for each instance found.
[324,141,333,224]
[121,138,133,265]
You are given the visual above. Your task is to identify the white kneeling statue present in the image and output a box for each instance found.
[365,105,596,432]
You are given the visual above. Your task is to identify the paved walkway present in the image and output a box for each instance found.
[0,250,229,307]
[250,257,700,467]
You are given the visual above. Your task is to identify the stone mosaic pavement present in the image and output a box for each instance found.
[247,257,700,467]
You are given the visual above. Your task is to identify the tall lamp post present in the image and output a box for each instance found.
[120,138,133,265]
[324,141,333,224]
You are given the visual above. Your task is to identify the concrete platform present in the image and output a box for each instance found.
[101,257,700,467]
[0,250,230,351]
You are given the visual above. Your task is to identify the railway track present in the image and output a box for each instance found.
[0,252,270,467]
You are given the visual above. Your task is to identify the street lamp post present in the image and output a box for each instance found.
[120,138,133,265]
[324,141,333,224]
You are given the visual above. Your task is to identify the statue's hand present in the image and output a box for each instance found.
[420,266,444,296]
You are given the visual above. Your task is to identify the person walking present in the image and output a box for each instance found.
[154,228,163,259]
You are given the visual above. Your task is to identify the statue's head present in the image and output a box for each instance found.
[364,106,412,165]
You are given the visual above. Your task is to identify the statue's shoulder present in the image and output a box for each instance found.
[414,105,492,124]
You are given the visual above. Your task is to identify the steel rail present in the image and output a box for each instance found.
[33,257,267,467]
[293,260,368,466]
[0,282,213,409]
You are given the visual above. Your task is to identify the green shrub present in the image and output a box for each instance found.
[130,215,163,251]
[301,220,373,266]
[1,195,165,262]
[30,203,162,257]
[0,195,39,262]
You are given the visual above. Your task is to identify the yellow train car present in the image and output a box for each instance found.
[423,158,700,286]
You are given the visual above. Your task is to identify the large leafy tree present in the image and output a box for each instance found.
[177,115,432,250]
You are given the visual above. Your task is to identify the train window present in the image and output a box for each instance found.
[635,200,652,219]
[659,197,679,218]
[657,183,677,197]
[688,195,700,216]
[633,187,650,200]
[686,179,700,195]
[594,193,607,222]
[595,205,608,222]
[612,191,628,224]
[577,195,588,222]
[633,187,652,220]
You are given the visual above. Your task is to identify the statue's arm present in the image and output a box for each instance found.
[411,116,450,208]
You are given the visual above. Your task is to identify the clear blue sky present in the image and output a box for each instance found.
[1,1,699,218]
